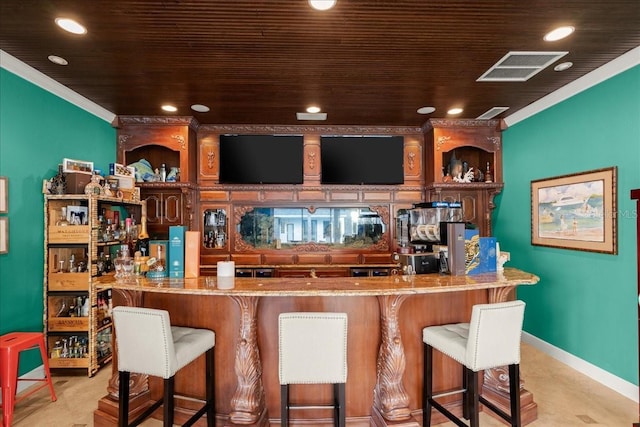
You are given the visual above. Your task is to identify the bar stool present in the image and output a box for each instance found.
[0,332,57,427]
[112,306,216,427]
[422,300,525,427]
[278,312,348,427]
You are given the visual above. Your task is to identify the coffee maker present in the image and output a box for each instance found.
[394,202,466,275]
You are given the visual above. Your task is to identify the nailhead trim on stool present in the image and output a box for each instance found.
[0,332,57,427]
[112,306,216,427]
[422,300,525,427]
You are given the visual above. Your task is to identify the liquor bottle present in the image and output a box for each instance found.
[484,162,493,183]
[124,217,135,257]
[136,203,150,257]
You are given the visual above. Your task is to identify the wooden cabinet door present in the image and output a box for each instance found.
[163,192,183,225]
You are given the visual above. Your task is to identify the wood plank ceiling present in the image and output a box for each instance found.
[1,1,638,126]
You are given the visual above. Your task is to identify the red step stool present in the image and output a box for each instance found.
[0,332,57,427]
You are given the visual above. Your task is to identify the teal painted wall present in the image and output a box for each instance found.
[0,69,115,374]
[495,65,640,385]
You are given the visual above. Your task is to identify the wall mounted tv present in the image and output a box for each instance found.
[320,135,405,185]
[219,134,304,184]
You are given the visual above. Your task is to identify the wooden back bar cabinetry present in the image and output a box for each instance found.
[113,118,504,272]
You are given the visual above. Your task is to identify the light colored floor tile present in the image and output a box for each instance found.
[8,343,638,426]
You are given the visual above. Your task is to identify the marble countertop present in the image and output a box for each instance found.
[96,267,539,297]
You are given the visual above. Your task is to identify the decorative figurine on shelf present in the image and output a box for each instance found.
[50,164,67,195]
[84,172,104,196]
[453,168,475,183]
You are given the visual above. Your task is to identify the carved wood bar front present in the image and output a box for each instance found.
[93,269,539,427]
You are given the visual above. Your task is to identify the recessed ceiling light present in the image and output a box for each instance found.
[48,55,68,66]
[544,26,575,42]
[417,106,436,115]
[447,107,463,115]
[55,18,87,35]
[554,61,573,72]
[309,0,336,11]
[191,104,210,113]
[161,105,178,112]
[306,106,321,113]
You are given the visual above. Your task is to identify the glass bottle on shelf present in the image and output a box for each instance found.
[56,206,69,226]
[484,161,493,183]
[136,206,150,257]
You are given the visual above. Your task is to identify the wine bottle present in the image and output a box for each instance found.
[136,202,150,257]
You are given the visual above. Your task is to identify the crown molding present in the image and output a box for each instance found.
[504,46,640,127]
[0,49,115,123]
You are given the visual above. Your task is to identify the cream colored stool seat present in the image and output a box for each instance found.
[422,300,525,427]
[279,312,348,427]
[112,306,215,427]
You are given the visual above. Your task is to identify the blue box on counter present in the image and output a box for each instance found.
[168,226,186,278]
[464,229,497,275]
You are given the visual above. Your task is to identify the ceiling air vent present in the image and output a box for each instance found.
[296,112,327,121]
[476,107,509,120]
[477,51,568,82]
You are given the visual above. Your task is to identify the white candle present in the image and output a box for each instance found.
[217,261,235,277]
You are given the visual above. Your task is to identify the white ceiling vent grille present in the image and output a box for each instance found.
[296,112,327,121]
[477,51,568,82]
[476,107,509,120]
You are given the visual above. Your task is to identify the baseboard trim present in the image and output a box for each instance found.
[522,332,639,403]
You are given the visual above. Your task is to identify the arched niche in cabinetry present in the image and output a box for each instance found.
[423,119,503,236]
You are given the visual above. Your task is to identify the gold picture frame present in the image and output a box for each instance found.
[0,217,8,254]
[0,176,7,213]
[531,167,617,254]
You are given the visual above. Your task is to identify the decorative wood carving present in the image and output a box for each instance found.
[373,294,412,421]
[228,295,267,425]
[207,150,215,169]
[171,134,186,150]
[198,124,422,135]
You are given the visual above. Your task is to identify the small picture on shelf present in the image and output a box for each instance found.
[67,206,89,225]
[63,158,94,174]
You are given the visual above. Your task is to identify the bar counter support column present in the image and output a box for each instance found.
[227,295,268,427]
[372,294,419,427]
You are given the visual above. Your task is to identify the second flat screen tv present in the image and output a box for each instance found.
[321,136,405,185]
[219,135,304,184]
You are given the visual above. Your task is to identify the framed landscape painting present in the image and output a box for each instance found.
[531,167,617,254]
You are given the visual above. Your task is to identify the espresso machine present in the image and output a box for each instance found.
[394,201,466,275]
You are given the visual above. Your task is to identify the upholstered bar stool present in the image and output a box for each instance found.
[112,306,215,427]
[278,312,348,427]
[0,332,57,427]
[422,300,525,427]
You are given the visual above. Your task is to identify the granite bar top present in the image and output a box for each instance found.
[97,267,539,297]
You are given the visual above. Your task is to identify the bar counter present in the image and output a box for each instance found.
[94,268,539,427]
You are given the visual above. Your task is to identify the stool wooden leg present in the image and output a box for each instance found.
[118,371,130,427]
[206,348,216,427]
[469,370,479,427]
[335,383,346,427]
[164,377,175,427]
[509,364,521,427]
[280,384,289,427]
[422,343,433,427]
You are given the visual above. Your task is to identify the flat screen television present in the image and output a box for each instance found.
[219,134,304,184]
[320,136,405,185]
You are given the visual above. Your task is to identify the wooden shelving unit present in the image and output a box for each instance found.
[44,194,142,376]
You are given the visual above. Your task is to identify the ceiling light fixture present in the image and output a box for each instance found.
[417,106,436,115]
[554,61,573,71]
[306,106,321,113]
[55,17,87,35]
[447,107,463,115]
[309,0,336,11]
[191,104,210,113]
[48,55,68,66]
[544,26,575,42]
[161,105,178,112]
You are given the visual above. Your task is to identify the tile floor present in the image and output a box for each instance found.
[7,343,638,426]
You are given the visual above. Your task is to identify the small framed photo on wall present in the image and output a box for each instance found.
[0,176,7,213]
